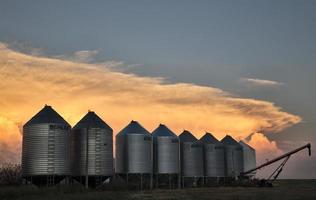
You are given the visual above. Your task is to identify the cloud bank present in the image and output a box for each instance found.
[246,133,283,162]
[0,43,301,165]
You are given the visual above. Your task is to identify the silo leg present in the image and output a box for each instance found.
[150,173,153,190]
[140,174,143,191]
[202,176,205,187]
[156,174,158,188]
[182,176,184,188]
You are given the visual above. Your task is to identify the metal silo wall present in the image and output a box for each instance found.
[70,128,113,176]
[203,143,225,177]
[155,137,179,174]
[224,145,244,177]
[127,134,152,174]
[242,146,256,176]
[181,142,204,177]
[115,134,126,173]
[22,123,70,176]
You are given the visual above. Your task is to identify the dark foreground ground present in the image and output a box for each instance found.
[1,180,316,200]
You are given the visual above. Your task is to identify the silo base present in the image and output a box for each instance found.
[204,177,225,186]
[117,173,152,190]
[181,176,204,188]
[222,177,242,185]
[72,176,111,187]
[154,174,180,189]
[22,175,69,186]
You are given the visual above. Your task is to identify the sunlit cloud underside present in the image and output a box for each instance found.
[0,43,301,164]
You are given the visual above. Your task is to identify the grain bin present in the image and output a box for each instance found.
[115,132,126,174]
[200,132,225,180]
[179,130,204,187]
[221,135,244,178]
[22,105,71,186]
[115,120,153,189]
[152,124,180,188]
[70,111,113,186]
[239,141,256,177]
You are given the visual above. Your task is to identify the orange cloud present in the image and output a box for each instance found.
[0,116,22,164]
[246,133,283,163]
[0,43,301,164]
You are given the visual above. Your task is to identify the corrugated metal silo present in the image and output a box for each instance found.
[179,130,204,186]
[239,141,256,177]
[22,105,71,186]
[118,120,152,173]
[70,111,113,186]
[115,132,126,174]
[200,132,225,178]
[152,124,179,174]
[115,120,153,189]
[221,135,244,178]
[152,124,180,188]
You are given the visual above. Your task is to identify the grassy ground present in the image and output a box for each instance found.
[1,180,316,200]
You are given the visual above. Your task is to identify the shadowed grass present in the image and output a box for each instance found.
[1,180,316,200]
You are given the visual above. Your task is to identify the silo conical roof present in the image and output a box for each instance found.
[239,140,255,150]
[152,124,177,137]
[179,130,197,142]
[24,105,70,127]
[220,135,241,146]
[73,111,112,130]
[117,120,150,135]
[200,132,220,144]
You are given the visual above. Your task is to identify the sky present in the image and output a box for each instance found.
[0,0,315,178]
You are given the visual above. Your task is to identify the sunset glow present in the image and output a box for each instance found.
[0,43,301,165]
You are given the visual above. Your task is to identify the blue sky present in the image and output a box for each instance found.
[0,0,315,178]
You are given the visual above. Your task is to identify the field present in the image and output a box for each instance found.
[1,180,316,200]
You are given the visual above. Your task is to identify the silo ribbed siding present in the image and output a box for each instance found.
[179,130,204,177]
[22,106,71,177]
[239,141,256,177]
[70,128,113,176]
[115,121,152,174]
[221,135,244,177]
[203,144,226,177]
[127,134,152,173]
[115,134,126,173]
[200,133,225,177]
[152,124,179,174]
[155,137,179,173]
[70,111,113,176]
